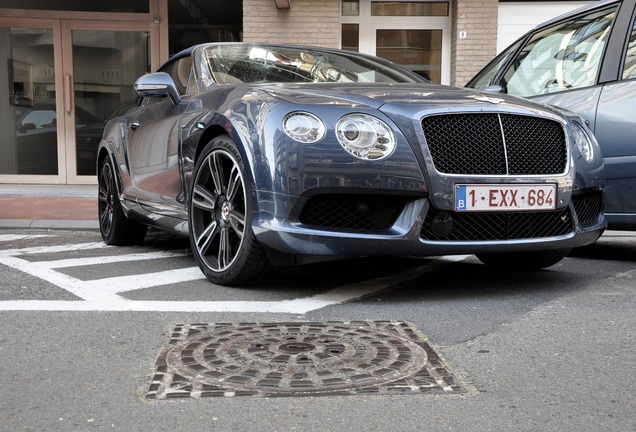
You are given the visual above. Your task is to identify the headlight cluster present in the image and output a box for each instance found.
[283,112,325,143]
[571,121,597,163]
[283,111,396,160]
[335,114,396,160]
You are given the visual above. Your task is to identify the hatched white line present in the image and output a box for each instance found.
[40,251,190,269]
[0,259,468,312]
[0,255,124,303]
[0,254,471,312]
[79,267,207,295]
[0,234,52,242]
[0,241,110,257]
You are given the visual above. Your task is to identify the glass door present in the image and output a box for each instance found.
[340,1,451,85]
[62,21,152,183]
[374,28,445,83]
[370,1,449,84]
[0,18,62,178]
[0,17,155,184]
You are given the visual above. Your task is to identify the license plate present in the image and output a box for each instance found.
[455,184,556,211]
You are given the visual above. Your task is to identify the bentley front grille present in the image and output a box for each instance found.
[298,194,409,231]
[421,208,574,241]
[422,113,567,175]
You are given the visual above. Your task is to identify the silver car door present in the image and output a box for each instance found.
[126,97,192,216]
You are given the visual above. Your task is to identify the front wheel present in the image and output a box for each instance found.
[188,135,279,286]
[475,249,571,270]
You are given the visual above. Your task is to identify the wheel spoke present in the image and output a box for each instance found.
[217,228,232,269]
[99,204,112,233]
[228,211,245,239]
[210,153,225,195]
[98,188,108,203]
[226,164,242,202]
[196,220,219,256]
[98,167,111,203]
[192,184,216,212]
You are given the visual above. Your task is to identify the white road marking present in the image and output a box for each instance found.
[0,239,470,312]
[0,234,52,242]
[0,241,109,257]
[38,250,190,269]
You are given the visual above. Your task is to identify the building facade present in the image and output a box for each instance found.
[0,0,589,186]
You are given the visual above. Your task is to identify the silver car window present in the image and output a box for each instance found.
[623,16,636,79]
[503,6,618,98]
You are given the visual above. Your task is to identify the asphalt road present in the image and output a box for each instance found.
[0,228,634,431]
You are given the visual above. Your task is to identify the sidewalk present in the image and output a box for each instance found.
[0,184,99,230]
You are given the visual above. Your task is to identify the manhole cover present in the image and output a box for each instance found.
[146,321,464,399]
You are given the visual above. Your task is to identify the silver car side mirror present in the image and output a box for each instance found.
[134,72,181,105]
[482,84,504,93]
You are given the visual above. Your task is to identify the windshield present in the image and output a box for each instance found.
[466,39,523,89]
[202,44,424,84]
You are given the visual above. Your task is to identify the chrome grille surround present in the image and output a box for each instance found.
[421,113,568,175]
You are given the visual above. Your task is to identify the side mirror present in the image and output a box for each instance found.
[134,72,181,105]
[482,84,504,93]
[18,122,37,132]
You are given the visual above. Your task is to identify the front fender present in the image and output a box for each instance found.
[97,117,131,199]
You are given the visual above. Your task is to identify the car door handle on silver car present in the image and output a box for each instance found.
[129,122,140,130]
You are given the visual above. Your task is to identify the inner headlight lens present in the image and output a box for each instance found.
[572,122,596,163]
[283,112,325,143]
[336,114,396,160]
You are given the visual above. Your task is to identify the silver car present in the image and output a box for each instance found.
[467,0,636,230]
[97,43,607,286]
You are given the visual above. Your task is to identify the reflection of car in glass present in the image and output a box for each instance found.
[76,99,139,176]
[15,104,99,174]
[466,0,636,230]
[97,43,606,286]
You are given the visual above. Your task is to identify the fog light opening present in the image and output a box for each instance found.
[356,201,369,212]
[431,213,454,237]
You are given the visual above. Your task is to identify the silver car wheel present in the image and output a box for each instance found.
[190,147,247,273]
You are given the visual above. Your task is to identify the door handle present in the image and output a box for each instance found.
[64,74,73,115]
[129,122,140,130]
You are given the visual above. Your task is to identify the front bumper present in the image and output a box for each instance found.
[253,188,606,258]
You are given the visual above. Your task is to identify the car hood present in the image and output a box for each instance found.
[256,83,560,117]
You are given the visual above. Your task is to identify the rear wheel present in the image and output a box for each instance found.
[98,157,147,245]
[475,249,571,270]
[188,135,279,286]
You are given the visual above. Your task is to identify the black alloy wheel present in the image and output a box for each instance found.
[98,157,147,245]
[188,135,278,286]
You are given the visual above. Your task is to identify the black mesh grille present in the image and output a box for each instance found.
[571,191,603,225]
[298,194,410,231]
[421,208,573,241]
[422,113,567,175]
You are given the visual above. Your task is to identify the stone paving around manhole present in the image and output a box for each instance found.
[146,321,465,399]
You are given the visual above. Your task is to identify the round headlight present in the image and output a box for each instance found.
[336,114,396,160]
[572,122,596,163]
[283,112,325,143]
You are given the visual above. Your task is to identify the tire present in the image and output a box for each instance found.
[98,157,147,245]
[475,249,571,270]
[188,135,279,286]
